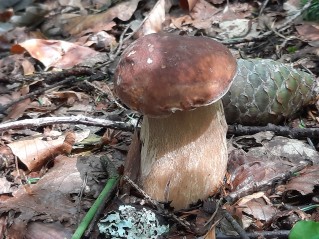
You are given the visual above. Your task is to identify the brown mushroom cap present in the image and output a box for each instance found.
[114,33,237,117]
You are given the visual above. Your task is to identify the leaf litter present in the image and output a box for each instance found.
[0,0,318,238]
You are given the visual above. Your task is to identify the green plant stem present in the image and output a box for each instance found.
[71,175,120,239]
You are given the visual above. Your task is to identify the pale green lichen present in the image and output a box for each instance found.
[98,205,169,239]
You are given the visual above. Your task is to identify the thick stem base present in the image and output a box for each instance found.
[139,101,228,209]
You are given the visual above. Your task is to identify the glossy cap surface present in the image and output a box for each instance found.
[114,33,237,117]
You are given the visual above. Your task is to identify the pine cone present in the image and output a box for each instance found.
[223,59,318,125]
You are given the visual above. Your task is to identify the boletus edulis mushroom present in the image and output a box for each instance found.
[114,33,237,210]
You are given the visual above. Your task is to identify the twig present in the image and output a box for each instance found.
[0,67,97,84]
[77,172,88,224]
[204,200,221,228]
[109,22,133,61]
[222,210,250,239]
[228,124,319,139]
[3,116,318,139]
[122,176,193,230]
[98,1,154,68]
[83,80,126,110]
[259,0,270,16]
[0,115,135,132]
[0,76,76,114]
[277,0,312,30]
[4,116,319,139]
[216,230,290,239]
[97,8,152,69]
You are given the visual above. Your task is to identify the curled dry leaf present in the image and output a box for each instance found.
[139,0,166,36]
[17,39,99,70]
[7,132,75,171]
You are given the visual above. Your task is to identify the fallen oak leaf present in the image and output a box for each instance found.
[16,39,99,70]
[8,131,75,171]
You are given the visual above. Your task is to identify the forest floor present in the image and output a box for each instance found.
[0,0,318,238]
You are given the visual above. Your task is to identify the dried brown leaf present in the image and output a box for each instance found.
[139,0,166,36]
[47,91,88,106]
[25,222,73,239]
[172,0,218,30]
[242,198,277,222]
[0,9,13,22]
[4,85,31,121]
[0,156,83,226]
[63,0,140,36]
[21,59,35,75]
[7,132,75,171]
[228,149,291,191]
[296,23,319,41]
[284,165,319,195]
[17,39,98,70]
[4,98,31,121]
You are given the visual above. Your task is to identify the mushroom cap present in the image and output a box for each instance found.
[114,33,237,117]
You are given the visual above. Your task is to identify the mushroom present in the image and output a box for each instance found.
[114,33,237,210]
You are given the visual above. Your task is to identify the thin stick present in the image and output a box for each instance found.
[97,4,152,68]
[0,115,134,132]
[222,210,250,239]
[0,76,76,114]
[228,124,319,139]
[217,230,290,239]
[83,80,126,110]
[259,0,270,16]
[122,175,193,230]
[225,160,312,204]
[109,22,133,61]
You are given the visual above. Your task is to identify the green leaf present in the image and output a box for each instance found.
[289,220,319,239]
[286,46,298,54]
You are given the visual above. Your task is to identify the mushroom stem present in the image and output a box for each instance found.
[139,101,228,209]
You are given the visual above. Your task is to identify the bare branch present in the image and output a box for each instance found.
[0,115,134,132]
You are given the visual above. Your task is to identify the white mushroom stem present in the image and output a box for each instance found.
[139,101,228,210]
